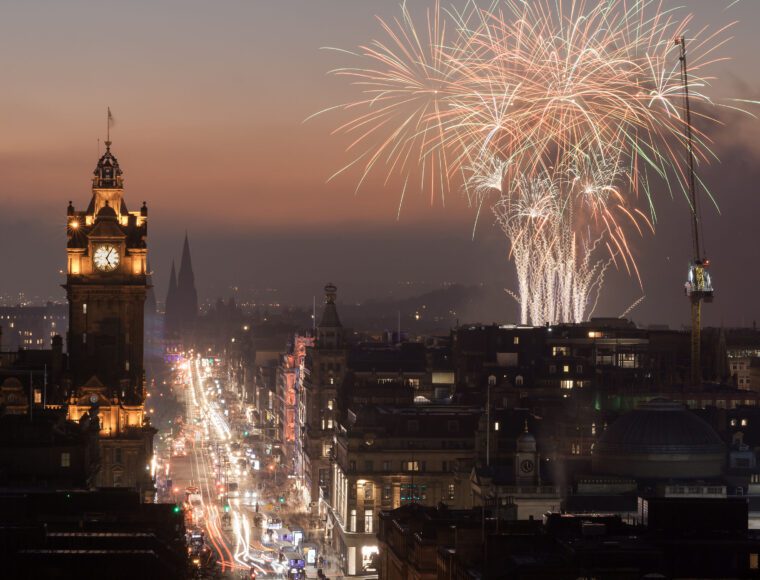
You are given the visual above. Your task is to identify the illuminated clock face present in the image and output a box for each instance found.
[520,459,535,474]
[93,244,120,272]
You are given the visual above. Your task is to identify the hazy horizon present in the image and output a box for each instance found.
[2,0,759,329]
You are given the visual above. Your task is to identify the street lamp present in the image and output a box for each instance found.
[487,375,496,467]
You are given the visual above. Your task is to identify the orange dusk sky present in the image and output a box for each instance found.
[1,0,759,327]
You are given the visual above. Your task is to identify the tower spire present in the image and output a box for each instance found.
[164,260,178,337]
[317,283,343,349]
[176,234,199,338]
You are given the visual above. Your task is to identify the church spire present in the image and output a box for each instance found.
[164,260,178,337]
[179,233,195,284]
[176,233,198,336]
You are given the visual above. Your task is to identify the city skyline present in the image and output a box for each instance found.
[1,0,759,328]
[2,3,760,577]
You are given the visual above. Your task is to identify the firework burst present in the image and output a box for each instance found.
[317,0,755,323]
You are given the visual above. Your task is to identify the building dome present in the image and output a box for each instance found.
[517,422,537,453]
[96,202,118,221]
[593,399,725,479]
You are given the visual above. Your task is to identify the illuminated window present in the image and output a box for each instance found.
[327,399,334,410]
[515,375,524,386]
[364,482,373,500]
[350,509,357,532]
[618,353,637,368]
[563,365,570,373]
[83,303,87,314]
[742,419,749,427]
[448,483,455,500]
[561,380,573,389]
[588,331,603,338]
[61,452,70,467]
[364,509,374,533]
[329,377,334,385]
[750,553,758,570]
[494,421,500,431]
[513,336,520,345]
[404,461,420,472]
[327,419,334,429]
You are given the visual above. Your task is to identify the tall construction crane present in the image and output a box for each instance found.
[677,36,713,386]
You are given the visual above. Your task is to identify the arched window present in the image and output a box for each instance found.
[515,375,524,387]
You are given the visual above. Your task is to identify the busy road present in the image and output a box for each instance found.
[155,354,318,579]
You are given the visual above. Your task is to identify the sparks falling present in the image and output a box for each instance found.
[317,0,756,324]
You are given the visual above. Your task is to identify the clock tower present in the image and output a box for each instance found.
[64,140,155,497]
[515,421,540,486]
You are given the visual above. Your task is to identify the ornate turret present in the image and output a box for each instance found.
[317,283,343,349]
[93,141,123,189]
[90,141,126,218]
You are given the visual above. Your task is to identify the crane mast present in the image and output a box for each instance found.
[678,36,713,386]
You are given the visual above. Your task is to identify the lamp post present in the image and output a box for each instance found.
[486,375,496,467]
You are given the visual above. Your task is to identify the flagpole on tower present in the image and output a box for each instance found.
[107,107,112,143]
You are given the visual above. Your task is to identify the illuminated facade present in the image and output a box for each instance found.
[277,333,314,496]
[329,405,481,575]
[64,140,156,498]
[304,284,348,505]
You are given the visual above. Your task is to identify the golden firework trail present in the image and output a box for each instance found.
[316,0,756,323]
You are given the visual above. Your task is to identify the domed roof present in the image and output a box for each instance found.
[597,399,724,456]
[89,200,126,239]
[517,431,536,452]
[516,420,536,452]
[96,202,118,220]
